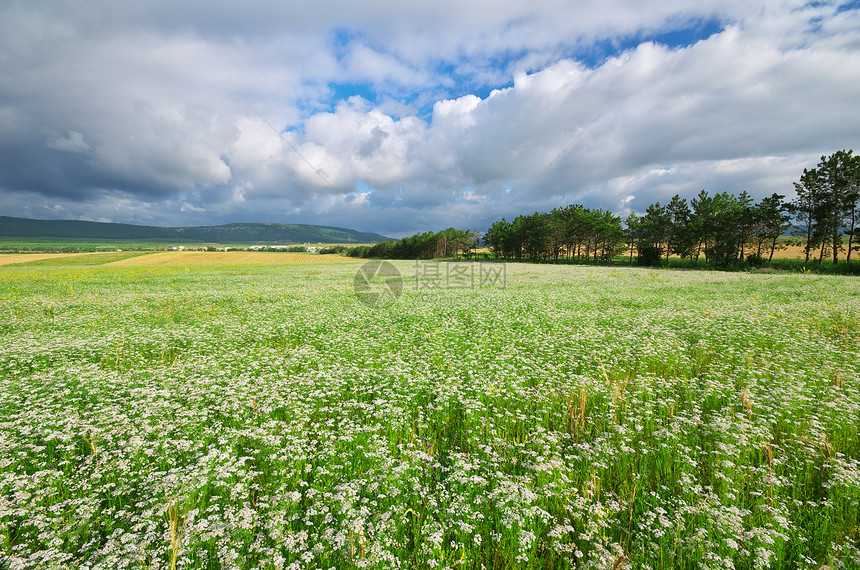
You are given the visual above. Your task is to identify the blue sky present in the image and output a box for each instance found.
[324,17,725,118]
[1,0,859,237]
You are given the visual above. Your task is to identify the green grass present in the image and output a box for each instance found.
[0,262,858,569]
[3,251,153,267]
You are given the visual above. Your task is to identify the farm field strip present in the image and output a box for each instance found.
[107,251,361,266]
[0,252,100,265]
[1,251,155,267]
[766,244,857,260]
[0,262,858,569]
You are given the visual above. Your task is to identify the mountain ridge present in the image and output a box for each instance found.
[0,216,391,244]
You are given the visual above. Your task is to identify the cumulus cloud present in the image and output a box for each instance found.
[0,0,859,236]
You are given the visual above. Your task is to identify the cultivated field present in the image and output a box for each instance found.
[0,252,154,267]
[768,244,859,261]
[0,262,858,569]
[107,251,359,266]
[0,253,99,265]
[477,244,852,262]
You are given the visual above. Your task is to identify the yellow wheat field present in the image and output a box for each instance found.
[107,251,359,266]
[0,253,98,265]
[479,245,827,261]
[624,245,848,261]
[768,244,855,260]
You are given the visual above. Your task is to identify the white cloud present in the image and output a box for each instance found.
[0,0,858,236]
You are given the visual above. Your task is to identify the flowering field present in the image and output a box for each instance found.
[0,262,858,569]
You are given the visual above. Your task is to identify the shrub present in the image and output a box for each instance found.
[637,246,663,267]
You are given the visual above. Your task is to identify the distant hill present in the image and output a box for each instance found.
[0,216,391,244]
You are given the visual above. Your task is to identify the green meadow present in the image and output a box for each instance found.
[0,261,858,569]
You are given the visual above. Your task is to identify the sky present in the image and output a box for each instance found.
[1,0,859,238]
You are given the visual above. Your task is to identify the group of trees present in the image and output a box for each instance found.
[348,149,859,269]
[789,150,860,265]
[625,190,792,266]
[482,192,792,267]
[346,228,478,259]
[485,207,624,263]
[484,149,858,267]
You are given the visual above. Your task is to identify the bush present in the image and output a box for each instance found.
[746,253,764,267]
[319,245,347,255]
[346,246,371,258]
[637,246,663,267]
[705,241,739,268]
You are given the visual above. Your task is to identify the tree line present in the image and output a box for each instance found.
[623,190,791,266]
[346,228,478,260]
[486,207,626,263]
[348,149,859,268]
[483,190,792,266]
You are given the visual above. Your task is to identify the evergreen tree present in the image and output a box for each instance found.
[666,194,694,259]
[789,168,824,264]
[751,193,790,262]
[843,152,860,264]
[704,192,742,267]
[817,150,860,265]
[624,212,640,263]
[690,190,714,261]
[735,191,756,261]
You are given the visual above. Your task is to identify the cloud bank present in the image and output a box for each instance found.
[1,0,859,236]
